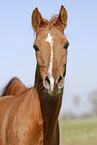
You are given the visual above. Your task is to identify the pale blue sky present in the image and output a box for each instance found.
[0,0,97,114]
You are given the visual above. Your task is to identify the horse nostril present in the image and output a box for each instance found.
[45,76,50,85]
[58,75,63,84]
[43,76,51,90]
[57,75,64,89]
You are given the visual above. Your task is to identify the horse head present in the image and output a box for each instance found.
[32,5,69,96]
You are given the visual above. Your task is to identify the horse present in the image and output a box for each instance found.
[1,77,26,97]
[0,5,69,145]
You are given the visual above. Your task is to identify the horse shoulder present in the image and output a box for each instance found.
[0,95,15,144]
[1,87,43,145]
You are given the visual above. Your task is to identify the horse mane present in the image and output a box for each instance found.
[41,15,59,27]
[36,15,60,34]
[49,15,58,26]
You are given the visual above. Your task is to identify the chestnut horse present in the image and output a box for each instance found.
[0,5,69,145]
[1,77,26,97]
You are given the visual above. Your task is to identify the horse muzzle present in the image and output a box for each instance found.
[43,75,64,96]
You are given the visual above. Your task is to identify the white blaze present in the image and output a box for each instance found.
[45,33,54,91]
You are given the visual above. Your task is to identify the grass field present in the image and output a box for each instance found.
[60,118,97,145]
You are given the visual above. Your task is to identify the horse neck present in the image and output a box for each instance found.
[34,64,63,128]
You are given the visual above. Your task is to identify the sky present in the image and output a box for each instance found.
[0,0,97,115]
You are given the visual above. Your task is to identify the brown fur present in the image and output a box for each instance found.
[0,5,69,145]
[1,77,26,97]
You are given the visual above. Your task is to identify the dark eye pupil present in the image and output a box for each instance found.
[64,42,69,49]
[33,45,39,51]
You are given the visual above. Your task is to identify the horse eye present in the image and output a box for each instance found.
[64,42,69,49]
[33,45,39,51]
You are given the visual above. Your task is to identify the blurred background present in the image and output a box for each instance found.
[0,0,97,145]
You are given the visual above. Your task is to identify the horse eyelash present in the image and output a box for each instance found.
[33,45,39,51]
[64,42,69,50]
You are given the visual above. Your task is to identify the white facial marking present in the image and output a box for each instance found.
[45,33,54,91]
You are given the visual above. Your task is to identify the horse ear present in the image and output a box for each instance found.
[56,5,67,30]
[31,8,43,31]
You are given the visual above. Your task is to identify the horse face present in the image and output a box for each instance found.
[32,6,69,95]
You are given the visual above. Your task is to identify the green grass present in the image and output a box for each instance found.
[60,118,97,145]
